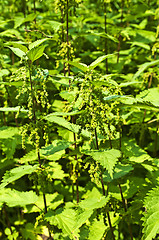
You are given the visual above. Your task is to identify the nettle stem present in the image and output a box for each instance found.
[74,133,79,203]
[104,2,108,74]
[94,128,115,240]
[61,8,66,75]
[118,183,133,240]
[117,0,124,63]
[28,62,52,238]
[66,0,70,78]
[33,0,36,24]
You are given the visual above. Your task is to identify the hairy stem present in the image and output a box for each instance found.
[66,0,70,78]
[28,62,52,238]
[94,128,115,240]
[73,132,79,203]
[104,2,108,74]
[118,183,133,240]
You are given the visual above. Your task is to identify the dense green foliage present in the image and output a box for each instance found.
[0,0,159,239]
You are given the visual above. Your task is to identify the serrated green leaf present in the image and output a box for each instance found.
[41,140,72,156]
[7,46,26,58]
[20,150,38,163]
[92,32,118,42]
[79,187,109,210]
[0,127,19,139]
[44,115,91,138]
[133,60,159,80]
[0,189,38,207]
[89,53,116,71]
[122,139,153,163]
[29,38,49,50]
[84,149,121,178]
[5,41,28,53]
[68,61,88,72]
[0,165,38,189]
[14,13,37,28]
[0,69,10,77]
[103,163,134,182]
[89,217,106,240]
[73,210,93,231]
[48,111,81,116]
[0,106,28,113]
[137,88,159,107]
[48,20,63,32]
[26,193,63,213]
[45,208,79,239]
[27,45,46,62]
[142,186,159,240]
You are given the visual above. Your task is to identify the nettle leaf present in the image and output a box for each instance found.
[73,210,94,232]
[47,20,63,32]
[41,140,72,157]
[7,46,26,58]
[142,186,159,240]
[89,217,107,240]
[45,208,79,239]
[92,32,118,42]
[122,139,153,163]
[0,106,28,113]
[88,53,116,71]
[84,149,121,178]
[133,59,159,80]
[5,41,28,53]
[14,13,36,28]
[29,38,49,50]
[44,115,91,138]
[0,127,19,138]
[137,88,159,107]
[27,45,46,62]
[103,163,134,183]
[0,69,10,77]
[79,187,109,210]
[19,150,38,163]
[68,61,88,72]
[0,189,38,207]
[26,193,63,213]
[48,111,81,116]
[0,165,38,189]
[48,162,66,180]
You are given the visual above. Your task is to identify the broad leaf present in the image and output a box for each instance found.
[79,187,109,210]
[41,140,72,156]
[122,139,153,163]
[27,45,46,62]
[45,208,79,239]
[68,61,88,72]
[84,149,121,178]
[89,217,107,240]
[29,38,49,50]
[44,115,91,138]
[89,53,116,71]
[0,165,38,189]
[137,88,159,107]
[7,46,26,58]
[0,189,38,207]
[133,59,159,80]
[103,163,134,182]
[142,186,159,240]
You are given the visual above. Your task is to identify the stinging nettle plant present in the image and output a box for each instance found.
[1,0,159,239]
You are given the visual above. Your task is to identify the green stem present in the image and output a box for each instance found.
[118,183,133,240]
[104,2,108,74]
[66,0,70,78]
[28,62,52,238]
[73,132,79,203]
[94,128,115,240]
